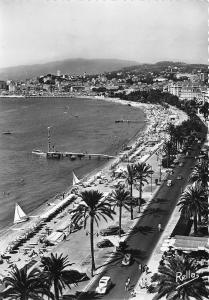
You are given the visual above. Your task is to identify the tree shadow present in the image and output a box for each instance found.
[130,225,155,236]
[76,291,103,299]
[61,291,103,300]
[153,198,168,204]
[141,207,168,218]
[96,248,147,271]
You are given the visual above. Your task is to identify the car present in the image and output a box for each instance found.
[100,225,124,236]
[116,241,128,252]
[167,179,173,187]
[177,175,183,180]
[179,162,184,167]
[96,276,112,294]
[97,239,114,248]
[121,253,132,266]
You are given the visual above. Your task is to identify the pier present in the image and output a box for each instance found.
[32,127,116,160]
[46,151,116,160]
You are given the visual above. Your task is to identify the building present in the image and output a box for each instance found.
[166,82,182,97]
[8,81,16,93]
[166,82,204,102]
[0,80,7,90]
[179,85,203,101]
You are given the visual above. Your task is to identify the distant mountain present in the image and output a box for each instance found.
[0,58,138,81]
[121,61,208,74]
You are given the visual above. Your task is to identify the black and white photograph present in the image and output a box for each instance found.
[0,0,208,299]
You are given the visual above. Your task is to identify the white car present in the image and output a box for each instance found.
[96,276,112,294]
[167,179,173,187]
[122,253,132,266]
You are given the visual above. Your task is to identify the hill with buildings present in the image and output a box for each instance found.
[0,58,138,81]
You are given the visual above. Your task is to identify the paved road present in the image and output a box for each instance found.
[78,145,200,300]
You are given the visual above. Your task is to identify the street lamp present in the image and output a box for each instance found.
[159,160,162,182]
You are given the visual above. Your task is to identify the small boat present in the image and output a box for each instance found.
[32,149,47,157]
[2,131,12,135]
[14,203,29,224]
[72,171,80,185]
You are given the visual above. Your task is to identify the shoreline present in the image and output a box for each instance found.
[0,98,188,275]
[0,97,147,240]
[0,96,146,234]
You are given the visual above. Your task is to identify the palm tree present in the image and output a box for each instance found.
[134,162,153,212]
[177,183,207,235]
[151,254,209,299]
[162,141,175,167]
[70,190,115,276]
[167,123,177,147]
[107,185,130,237]
[0,265,53,300]
[41,253,75,300]
[189,159,208,188]
[199,101,209,120]
[124,164,136,220]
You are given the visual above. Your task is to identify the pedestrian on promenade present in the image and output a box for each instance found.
[138,263,143,273]
[125,277,131,291]
[143,264,148,273]
[158,223,162,232]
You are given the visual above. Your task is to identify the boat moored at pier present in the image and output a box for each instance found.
[32,149,47,157]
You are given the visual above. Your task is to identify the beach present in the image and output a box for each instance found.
[0,98,188,280]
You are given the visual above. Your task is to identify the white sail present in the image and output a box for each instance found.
[72,171,80,185]
[14,203,28,224]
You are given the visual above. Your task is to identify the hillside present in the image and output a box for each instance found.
[0,58,138,81]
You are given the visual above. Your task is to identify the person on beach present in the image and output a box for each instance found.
[125,277,131,291]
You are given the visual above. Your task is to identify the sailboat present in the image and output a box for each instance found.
[72,171,80,185]
[14,203,29,224]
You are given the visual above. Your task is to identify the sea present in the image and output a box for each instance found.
[0,97,146,231]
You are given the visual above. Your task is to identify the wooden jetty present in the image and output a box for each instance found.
[115,120,141,123]
[32,127,116,161]
[46,151,116,160]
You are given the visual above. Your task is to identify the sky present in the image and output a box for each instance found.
[0,0,207,68]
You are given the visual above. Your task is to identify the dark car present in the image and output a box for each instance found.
[97,239,114,248]
[100,225,124,236]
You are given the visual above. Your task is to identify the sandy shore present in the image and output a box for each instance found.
[0,99,188,277]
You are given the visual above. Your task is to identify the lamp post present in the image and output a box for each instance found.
[159,159,162,182]
[47,126,51,153]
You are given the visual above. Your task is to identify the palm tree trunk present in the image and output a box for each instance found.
[138,180,142,212]
[54,279,59,300]
[198,213,202,224]
[193,213,198,235]
[119,205,122,237]
[130,184,133,220]
[90,216,95,276]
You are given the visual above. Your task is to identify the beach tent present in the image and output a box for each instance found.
[56,218,71,232]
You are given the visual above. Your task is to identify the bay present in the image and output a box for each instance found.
[0,97,145,230]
